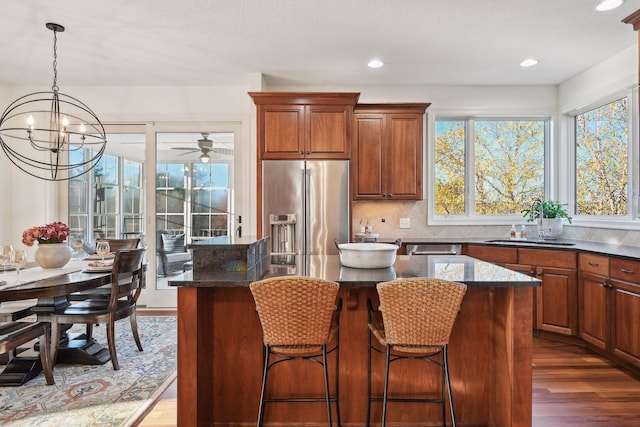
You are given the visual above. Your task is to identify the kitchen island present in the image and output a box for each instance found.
[171,254,540,426]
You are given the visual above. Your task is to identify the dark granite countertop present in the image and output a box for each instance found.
[188,235,268,248]
[169,254,541,288]
[381,237,640,260]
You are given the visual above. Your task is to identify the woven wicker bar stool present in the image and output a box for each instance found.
[367,278,467,427]
[250,276,342,426]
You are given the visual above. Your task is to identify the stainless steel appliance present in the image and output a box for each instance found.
[269,213,297,255]
[262,160,349,256]
[406,244,461,255]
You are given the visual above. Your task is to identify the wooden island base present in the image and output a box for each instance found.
[177,284,533,426]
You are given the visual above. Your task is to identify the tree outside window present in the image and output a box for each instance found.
[434,118,546,217]
[575,98,628,216]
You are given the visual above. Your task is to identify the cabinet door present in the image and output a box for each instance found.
[536,266,578,336]
[259,105,305,159]
[352,114,385,199]
[306,105,352,159]
[579,271,609,351]
[386,114,423,200]
[610,278,640,369]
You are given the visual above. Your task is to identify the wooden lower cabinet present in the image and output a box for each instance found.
[467,245,578,336]
[579,271,609,350]
[464,244,517,265]
[578,253,640,372]
[610,277,640,368]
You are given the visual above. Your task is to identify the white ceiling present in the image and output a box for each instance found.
[1,0,639,88]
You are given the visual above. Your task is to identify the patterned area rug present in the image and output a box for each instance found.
[0,316,176,426]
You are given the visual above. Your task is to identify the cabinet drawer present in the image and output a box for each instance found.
[610,258,640,283]
[579,253,609,276]
[518,248,576,269]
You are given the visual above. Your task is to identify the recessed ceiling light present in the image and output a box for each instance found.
[520,58,539,67]
[367,59,384,69]
[596,0,624,11]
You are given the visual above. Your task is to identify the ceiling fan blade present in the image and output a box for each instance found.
[209,147,234,156]
[174,149,199,155]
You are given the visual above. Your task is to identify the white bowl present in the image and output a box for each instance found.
[337,242,399,269]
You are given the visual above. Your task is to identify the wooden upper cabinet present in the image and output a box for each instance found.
[249,92,360,160]
[352,103,429,200]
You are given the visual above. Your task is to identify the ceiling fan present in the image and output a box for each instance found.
[171,133,233,163]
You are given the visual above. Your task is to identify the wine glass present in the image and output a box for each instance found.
[70,235,84,259]
[0,244,13,271]
[96,241,110,262]
[10,249,28,284]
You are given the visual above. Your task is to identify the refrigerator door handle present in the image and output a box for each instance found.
[303,162,310,256]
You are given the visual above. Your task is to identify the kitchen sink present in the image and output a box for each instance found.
[484,239,576,246]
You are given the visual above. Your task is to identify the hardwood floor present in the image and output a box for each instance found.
[136,336,640,426]
[532,338,640,427]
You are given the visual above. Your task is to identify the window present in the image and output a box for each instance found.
[574,97,629,217]
[68,132,145,242]
[191,163,230,239]
[122,159,144,237]
[434,118,547,220]
[155,132,234,242]
[156,163,187,234]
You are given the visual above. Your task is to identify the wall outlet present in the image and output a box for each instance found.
[399,218,410,229]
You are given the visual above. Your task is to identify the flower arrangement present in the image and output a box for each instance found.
[22,221,70,246]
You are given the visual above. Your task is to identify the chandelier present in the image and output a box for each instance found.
[0,23,107,181]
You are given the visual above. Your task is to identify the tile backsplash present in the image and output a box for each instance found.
[352,201,639,248]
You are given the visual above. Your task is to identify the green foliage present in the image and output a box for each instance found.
[521,199,572,224]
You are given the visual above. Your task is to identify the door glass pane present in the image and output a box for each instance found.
[156,132,234,242]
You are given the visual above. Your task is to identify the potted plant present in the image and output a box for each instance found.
[521,199,572,239]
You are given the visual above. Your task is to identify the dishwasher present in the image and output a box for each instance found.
[406,244,461,255]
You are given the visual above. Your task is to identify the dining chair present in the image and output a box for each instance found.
[249,276,342,427]
[0,321,54,385]
[69,237,142,303]
[50,247,146,370]
[367,278,467,427]
[95,238,141,252]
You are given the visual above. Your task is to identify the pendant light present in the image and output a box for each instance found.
[0,23,107,181]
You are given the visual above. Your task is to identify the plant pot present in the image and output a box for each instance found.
[34,243,71,269]
[541,218,563,240]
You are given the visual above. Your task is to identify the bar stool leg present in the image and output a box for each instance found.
[381,344,392,427]
[367,328,372,427]
[335,338,341,426]
[322,345,333,426]
[257,345,270,427]
[444,345,456,427]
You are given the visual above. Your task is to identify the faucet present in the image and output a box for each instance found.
[530,200,545,241]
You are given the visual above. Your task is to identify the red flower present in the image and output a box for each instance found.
[22,221,70,246]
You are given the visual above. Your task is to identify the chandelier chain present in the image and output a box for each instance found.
[52,27,58,92]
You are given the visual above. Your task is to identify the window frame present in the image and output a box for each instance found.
[429,114,551,225]
[565,88,639,227]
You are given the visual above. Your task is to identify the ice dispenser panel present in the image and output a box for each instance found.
[270,214,296,255]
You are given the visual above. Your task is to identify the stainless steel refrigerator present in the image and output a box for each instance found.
[262,160,349,256]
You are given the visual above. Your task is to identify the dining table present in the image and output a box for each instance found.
[0,257,115,386]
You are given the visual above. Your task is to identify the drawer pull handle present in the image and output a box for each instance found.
[588,261,599,266]
[620,268,636,275]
